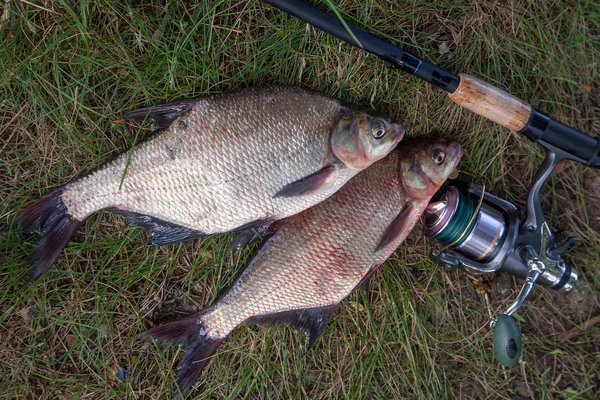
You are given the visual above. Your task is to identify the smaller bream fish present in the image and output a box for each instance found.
[18,87,404,281]
[140,139,462,400]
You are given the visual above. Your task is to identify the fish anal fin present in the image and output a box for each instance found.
[123,99,197,129]
[149,223,205,247]
[106,209,205,246]
[375,203,415,252]
[234,218,275,233]
[352,265,380,296]
[273,164,338,198]
[249,304,337,348]
[228,220,278,253]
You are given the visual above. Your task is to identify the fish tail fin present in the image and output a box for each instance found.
[138,314,225,400]
[18,188,82,281]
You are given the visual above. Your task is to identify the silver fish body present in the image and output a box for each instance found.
[142,139,463,399]
[19,86,404,280]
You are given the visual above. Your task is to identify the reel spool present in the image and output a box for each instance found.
[424,177,579,367]
[425,186,507,264]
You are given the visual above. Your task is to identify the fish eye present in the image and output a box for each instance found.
[371,121,386,139]
[432,149,446,165]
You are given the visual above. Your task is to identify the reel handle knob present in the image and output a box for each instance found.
[493,314,522,367]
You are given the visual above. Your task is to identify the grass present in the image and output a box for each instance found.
[1,0,599,398]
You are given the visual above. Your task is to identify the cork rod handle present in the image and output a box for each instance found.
[448,74,532,132]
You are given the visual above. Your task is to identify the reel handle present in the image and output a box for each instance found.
[493,314,522,367]
[490,252,543,367]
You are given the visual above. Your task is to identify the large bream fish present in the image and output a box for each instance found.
[141,139,462,399]
[19,87,404,281]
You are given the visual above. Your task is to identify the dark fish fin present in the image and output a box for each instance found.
[123,99,197,129]
[227,221,277,253]
[273,164,338,198]
[353,268,377,296]
[234,217,275,232]
[173,336,224,400]
[18,188,82,281]
[138,314,224,400]
[107,209,205,246]
[249,304,338,348]
[136,315,200,345]
[375,203,415,252]
[148,224,205,247]
[357,278,371,296]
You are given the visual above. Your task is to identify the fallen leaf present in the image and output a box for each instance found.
[472,278,491,294]
[65,334,76,348]
[19,299,38,321]
[438,42,449,55]
[552,160,572,174]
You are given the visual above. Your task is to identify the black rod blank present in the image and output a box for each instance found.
[264,0,600,168]
[264,0,460,93]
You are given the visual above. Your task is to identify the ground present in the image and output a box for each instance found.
[1,1,599,399]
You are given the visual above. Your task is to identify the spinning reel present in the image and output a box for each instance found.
[266,0,600,369]
[424,142,583,367]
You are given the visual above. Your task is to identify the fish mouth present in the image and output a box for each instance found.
[392,123,405,144]
[455,143,464,160]
[447,141,463,170]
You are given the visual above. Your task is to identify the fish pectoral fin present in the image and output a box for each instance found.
[273,164,339,198]
[248,304,338,348]
[123,99,197,129]
[375,203,415,252]
[106,209,205,246]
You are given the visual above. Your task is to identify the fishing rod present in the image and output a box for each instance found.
[264,0,600,168]
[264,0,599,367]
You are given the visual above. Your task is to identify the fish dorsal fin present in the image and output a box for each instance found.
[123,99,197,129]
[273,164,339,198]
[106,209,205,246]
[375,202,415,252]
[249,304,338,348]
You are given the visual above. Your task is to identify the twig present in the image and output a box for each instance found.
[560,314,600,341]
[1,0,10,30]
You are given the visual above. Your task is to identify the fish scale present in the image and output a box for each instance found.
[62,88,342,230]
[141,139,462,400]
[203,147,426,337]
[20,86,403,281]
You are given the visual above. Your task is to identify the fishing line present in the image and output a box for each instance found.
[439,171,486,252]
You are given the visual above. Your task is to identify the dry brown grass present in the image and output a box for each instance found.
[1,0,599,399]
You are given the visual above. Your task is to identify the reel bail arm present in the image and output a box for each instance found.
[425,140,580,366]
